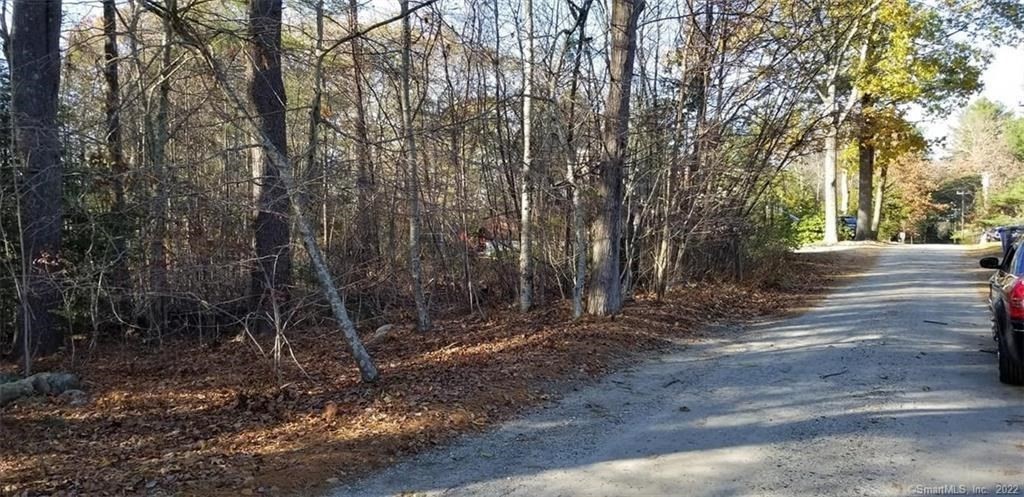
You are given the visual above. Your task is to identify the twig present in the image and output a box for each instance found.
[820,369,848,379]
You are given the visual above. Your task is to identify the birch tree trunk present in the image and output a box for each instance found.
[823,122,839,245]
[248,0,292,333]
[12,0,63,357]
[871,162,886,235]
[587,0,644,316]
[401,0,431,331]
[518,0,534,312]
[822,75,840,246]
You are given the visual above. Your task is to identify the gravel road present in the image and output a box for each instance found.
[332,245,1024,497]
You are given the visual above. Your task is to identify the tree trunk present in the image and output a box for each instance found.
[855,94,874,241]
[654,169,673,299]
[304,0,323,215]
[148,0,172,334]
[248,0,292,333]
[871,162,886,236]
[349,0,377,261]
[586,0,644,316]
[12,0,63,358]
[823,123,839,245]
[401,0,431,332]
[564,0,592,320]
[103,0,129,289]
[518,0,534,312]
[838,168,849,215]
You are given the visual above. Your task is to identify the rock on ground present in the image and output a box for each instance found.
[0,372,81,407]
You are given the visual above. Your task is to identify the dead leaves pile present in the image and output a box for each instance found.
[0,250,868,496]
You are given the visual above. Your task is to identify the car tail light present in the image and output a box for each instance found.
[1010,280,1024,321]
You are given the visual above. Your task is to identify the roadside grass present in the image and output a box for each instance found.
[0,248,877,496]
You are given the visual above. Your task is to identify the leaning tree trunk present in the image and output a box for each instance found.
[248,0,292,333]
[401,0,431,331]
[518,0,534,312]
[164,4,380,382]
[11,0,63,359]
[587,0,644,316]
[855,94,874,241]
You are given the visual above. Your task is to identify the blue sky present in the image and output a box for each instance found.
[914,44,1024,155]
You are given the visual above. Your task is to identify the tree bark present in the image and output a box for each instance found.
[401,0,431,331]
[587,0,644,316]
[12,0,63,357]
[518,0,534,312]
[855,94,874,241]
[248,0,292,333]
[103,0,129,288]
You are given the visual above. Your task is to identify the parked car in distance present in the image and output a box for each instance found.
[982,228,1002,243]
[979,243,1024,385]
[838,215,857,231]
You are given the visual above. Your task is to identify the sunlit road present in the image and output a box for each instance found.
[333,245,1024,497]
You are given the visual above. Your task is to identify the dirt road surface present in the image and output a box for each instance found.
[332,245,1024,497]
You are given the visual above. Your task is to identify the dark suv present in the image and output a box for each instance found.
[979,240,1024,385]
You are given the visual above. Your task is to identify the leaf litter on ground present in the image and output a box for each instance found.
[0,249,876,496]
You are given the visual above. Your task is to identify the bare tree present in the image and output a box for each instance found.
[587,0,644,316]
[148,0,173,333]
[103,0,129,285]
[401,0,431,331]
[562,0,593,319]
[11,0,63,358]
[148,0,381,382]
[349,0,377,262]
[518,0,535,312]
[248,0,292,333]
